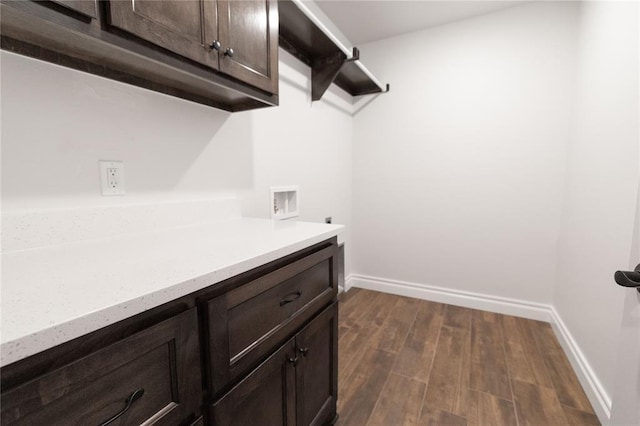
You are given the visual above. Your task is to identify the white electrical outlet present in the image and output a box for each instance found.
[99,161,125,196]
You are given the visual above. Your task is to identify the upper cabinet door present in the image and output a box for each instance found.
[52,0,98,18]
[218,0,278,94]
[107,0,219,70]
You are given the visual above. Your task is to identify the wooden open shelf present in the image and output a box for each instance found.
[278,0,389,101]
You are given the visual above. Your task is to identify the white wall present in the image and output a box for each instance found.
[554,0,639,417]
[1,49,353,273]
[351,1,578,304]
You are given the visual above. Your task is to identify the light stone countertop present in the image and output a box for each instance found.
[1,217,343,367]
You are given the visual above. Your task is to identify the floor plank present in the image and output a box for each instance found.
[353,291,398,330]
[338,287,361,306]
[419,407,467,426]
[452,326,471,418]
[501,315,538,384]
[502,316,555,388]
[469,311,512,401]
[370,296,421,354]
[391,300,445,383]
[532,322,594,413]
[335,289,600,426]
[467,389,517,426]
[338,324,350,341]
[367,373,425,426]
[443,305,472,330]
[562,404,601,425]
[423,325,468,413]
[512,379,569,426]
[339,291,398,385]
[338,327,374,384]
[339,289,378,330]
[337,347,396,426]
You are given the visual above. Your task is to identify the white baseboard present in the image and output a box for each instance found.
[344,274,355,292]
[348,273,611,424]
[350,274,552,322]
[549,307,611,422]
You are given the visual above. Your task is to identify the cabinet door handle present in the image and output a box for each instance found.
[280,290,302,306]
[299,347,309,357]
[224,47,234,57]
[209,40,221,51]
[288,356,298,366]
[98,388,144,426]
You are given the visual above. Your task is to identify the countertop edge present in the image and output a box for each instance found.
[1,223,343,367]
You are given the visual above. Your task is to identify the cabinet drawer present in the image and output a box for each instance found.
[1,309,202,425]
[203,243,338,395]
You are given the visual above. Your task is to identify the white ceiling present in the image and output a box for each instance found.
[314,0,531,45]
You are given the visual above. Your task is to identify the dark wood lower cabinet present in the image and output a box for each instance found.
[1,309,202,426]
[212,339,297,426]
[0,238,339,426]
[189,416,205,426]
[211,302,338,426]
[296,302,338,426]
[202,243,336,396]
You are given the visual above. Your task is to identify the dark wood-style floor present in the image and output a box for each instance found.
[336,289,600,426]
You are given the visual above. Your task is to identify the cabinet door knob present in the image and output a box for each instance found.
[299,347,309,357]
[288,356,298,366]
[224,47,234,58]
[209,40,221,51]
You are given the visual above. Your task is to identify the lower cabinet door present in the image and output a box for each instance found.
[296,302,338,426]
[1,308,202,425]
[212,338,297,426]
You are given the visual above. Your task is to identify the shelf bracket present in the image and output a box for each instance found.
[311,51,347,101]
[345,47,360,63]
[345,47,389,96]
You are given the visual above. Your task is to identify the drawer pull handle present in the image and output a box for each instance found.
[280,290,302,306]
[99,388,145,426]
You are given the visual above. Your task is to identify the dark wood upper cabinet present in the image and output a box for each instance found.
[107,0,219,70]
[52,0,97,18]
[218,0,278,94]
[106,0,278,94]
[0,0,278,110]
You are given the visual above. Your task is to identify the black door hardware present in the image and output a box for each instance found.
[99,388,144,426]
[615,263,640,294]
[280,290,302,306]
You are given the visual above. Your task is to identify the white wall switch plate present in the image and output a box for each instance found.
[270,186,299,220]
[99,161,125,196]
